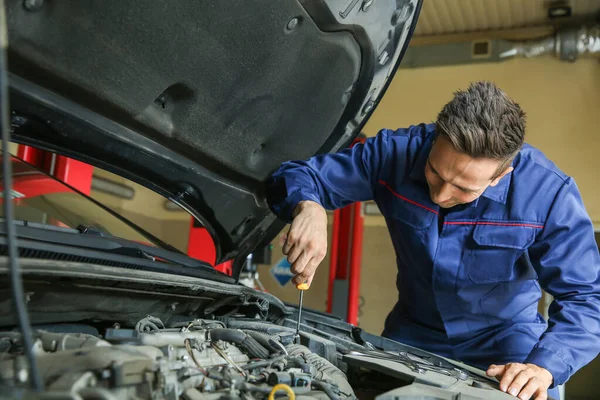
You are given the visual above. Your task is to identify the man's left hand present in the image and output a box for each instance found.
[486,363,553,400]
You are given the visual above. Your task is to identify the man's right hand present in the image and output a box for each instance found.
[283,200,328,287]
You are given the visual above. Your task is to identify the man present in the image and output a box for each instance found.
[266,81,600,400]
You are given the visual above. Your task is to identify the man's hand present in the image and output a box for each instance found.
[487,363,553,400]
[283,201,328,287]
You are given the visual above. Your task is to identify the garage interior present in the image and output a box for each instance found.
[82,2,600,398]
[8,0,598,399]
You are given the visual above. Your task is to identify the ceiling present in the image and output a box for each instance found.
[414,0,599,37]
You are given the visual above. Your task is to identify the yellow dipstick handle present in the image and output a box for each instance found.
[268,383,295,400]
[294,282,309,344]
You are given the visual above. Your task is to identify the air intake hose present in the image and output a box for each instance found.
[287,345,355,399]
[245,330,282,354]
[209,329,270,359]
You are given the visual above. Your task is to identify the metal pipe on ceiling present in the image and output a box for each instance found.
[499,24,600,61]
[400,23,599,69]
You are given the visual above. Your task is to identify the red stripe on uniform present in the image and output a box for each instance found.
[378,180,439,215]
[443,221,544,229]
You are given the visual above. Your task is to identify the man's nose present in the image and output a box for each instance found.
[434,183,453,203]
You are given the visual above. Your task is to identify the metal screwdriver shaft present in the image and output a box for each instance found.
[295,283,308,344]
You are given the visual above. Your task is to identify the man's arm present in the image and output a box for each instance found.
[266,129,393,285]
[488,177,600,400]
[267,130,393,221]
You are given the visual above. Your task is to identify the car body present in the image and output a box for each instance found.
[0,1,519,399]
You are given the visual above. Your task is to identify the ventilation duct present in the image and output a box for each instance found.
[90,176,135,200]
[400,24,599,69]
[499,25,600,61]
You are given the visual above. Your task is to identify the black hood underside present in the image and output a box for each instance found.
[5,0,421,277]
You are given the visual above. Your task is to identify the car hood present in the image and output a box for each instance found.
[5,0,421,278]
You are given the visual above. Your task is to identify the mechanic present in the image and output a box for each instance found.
[266,81,600,400]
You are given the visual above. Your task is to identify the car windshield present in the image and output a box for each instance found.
[0,155,162,247]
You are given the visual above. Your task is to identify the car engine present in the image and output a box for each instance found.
[0,262,512,400]
[0,317,356,400]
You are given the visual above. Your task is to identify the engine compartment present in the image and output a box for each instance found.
[0,317,355,399]
[0,316,507,400]
[0,260,511,400]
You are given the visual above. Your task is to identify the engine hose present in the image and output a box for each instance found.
[207,370,225,381]
[209,329,270,359]
[287,345,355,399]
[241,335,270,359]
[245,330,281,354]
[312,380,341,400]
[226,320,290,336]
[242,354,287,370]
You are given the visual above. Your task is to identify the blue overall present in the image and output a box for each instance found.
[266,124,600,397]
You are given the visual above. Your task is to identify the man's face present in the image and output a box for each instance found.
[424,136,512,208]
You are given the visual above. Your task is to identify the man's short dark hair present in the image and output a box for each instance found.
[436,81,526,166]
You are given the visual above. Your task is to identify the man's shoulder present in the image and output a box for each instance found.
[375,123,435,153]
[370,124,433,182]
[379,123,435,140]
[515,144,569,185]
[511,144,571,208]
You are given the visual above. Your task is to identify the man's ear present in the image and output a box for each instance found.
[490,166,513,187]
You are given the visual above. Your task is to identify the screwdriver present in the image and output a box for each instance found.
[294,282,309,344]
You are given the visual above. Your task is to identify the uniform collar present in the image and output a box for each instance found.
[408,134,512,205]
[408,134,433,184]
[481,169,512,204]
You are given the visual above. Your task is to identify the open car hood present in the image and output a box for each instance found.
[5,0,421,278]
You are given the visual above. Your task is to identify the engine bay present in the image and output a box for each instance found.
[0,260,511,400]
[0,316,508,400]
[0,317,357,399]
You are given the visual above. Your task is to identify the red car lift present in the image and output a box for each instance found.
[327,136,366,325]
[16,144,233,274]
[15,143,236,275]
[17,145,93,195]
[12,145,93,229]
[187,218,233,275]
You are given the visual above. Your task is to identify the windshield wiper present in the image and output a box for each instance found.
[75,224,156,261]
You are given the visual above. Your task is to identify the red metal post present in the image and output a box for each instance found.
[326,135,366,324]
[43,155,94,195]
[17,145,45,167]
[187,216,233,275]
[215,260,233,276]
[17,144,94,194]
[187,217,217,265]
[15,144,234,274]
[336,205,355,280]
[346,202,364,325]
[327,209,341,313]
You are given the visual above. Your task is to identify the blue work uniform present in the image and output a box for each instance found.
[266,123,600,395]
